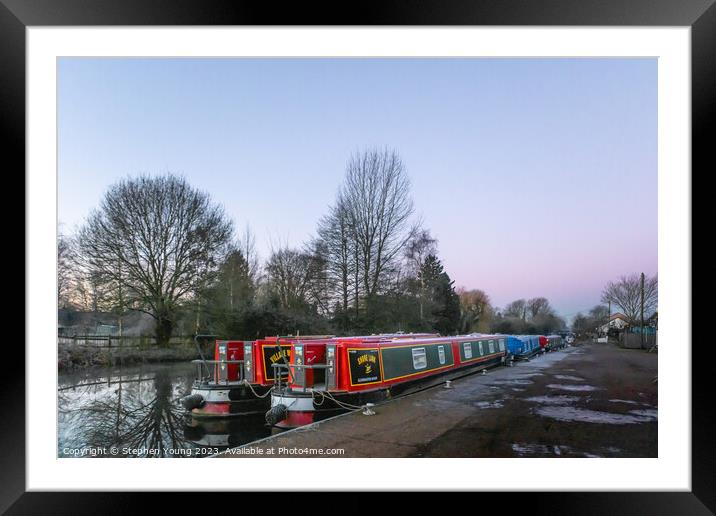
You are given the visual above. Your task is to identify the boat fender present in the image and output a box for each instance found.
[181,394,205,411]
[265,404,288,426]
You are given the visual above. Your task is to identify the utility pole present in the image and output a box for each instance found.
[640,272,645,349]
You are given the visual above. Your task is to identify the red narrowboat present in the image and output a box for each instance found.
[266,334,510,428]
[182,333,439,418]
[182,335,334,417]
[539,335,548,351]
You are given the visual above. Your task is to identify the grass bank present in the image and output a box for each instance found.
[57,343,205,372]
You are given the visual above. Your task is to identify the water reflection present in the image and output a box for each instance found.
[58,362,273,457]
[184,414,275,448]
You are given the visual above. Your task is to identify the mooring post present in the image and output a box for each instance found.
[362,403,376,416]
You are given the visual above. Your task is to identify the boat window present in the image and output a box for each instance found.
[463,342,473,359]
[412,347,427,369]
[489,340,495,353]
[438,345,446,365]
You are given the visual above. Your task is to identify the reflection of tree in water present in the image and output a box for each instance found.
[114,370,188,456]
[60,368,191,457]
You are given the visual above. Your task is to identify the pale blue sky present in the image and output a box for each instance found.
[58,58,657,319]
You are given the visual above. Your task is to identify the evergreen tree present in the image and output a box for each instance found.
[201,249,255,337]
[418,255,461,335]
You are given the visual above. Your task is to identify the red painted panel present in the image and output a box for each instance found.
[214,340,244,382]
[289,342,327,387]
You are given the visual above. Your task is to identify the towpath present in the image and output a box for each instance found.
[215,343,657,458]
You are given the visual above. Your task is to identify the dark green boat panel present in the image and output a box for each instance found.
[381,343,455,381]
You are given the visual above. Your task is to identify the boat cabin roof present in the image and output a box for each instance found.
[333,334,504,348]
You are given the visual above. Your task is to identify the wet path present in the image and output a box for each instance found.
[217,343,657,458]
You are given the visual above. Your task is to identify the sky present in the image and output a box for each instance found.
[57,58,657,320]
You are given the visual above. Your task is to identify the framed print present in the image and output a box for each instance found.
[4,0,712,513]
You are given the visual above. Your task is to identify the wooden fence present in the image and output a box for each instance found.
[619,332,658,350]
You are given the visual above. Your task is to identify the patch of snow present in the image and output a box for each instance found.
[534,406,657,425]
[547,384,599,392]
[554,374,585,382]
[629,408,658,419]
[511,443,571,456]
[475,400,504,409]
[487,379,533,386]
[525,395,579,405]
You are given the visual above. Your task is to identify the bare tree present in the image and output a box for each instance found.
[57,232,109,313]
[570,304,609,337]
[457,287,492,333]
[265,243,317,311]
[405,228,437,275]
[527,297,553,319]
[504,299,527,320]
[303,239,332,316]
[72,269,112,313]
[601,273,658,324]
[339,148,416,300]
[317,195,356,313]
[589,304,609,319]
[588,304,609,329]
[237,224,260,283]
[571,312,590,336]
[76,175,233,345]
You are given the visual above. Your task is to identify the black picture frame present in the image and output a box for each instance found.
[4,0,710,513]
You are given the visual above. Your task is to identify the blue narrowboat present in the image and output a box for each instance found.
[504,335,523,359]
[506,335,542,360]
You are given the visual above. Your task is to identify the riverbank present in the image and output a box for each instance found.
[217,342,657,458]
[57,343,202,372]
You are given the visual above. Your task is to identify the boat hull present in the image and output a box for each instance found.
[186,383,271,418]
[270,354,506,428]
[513,345,544,361]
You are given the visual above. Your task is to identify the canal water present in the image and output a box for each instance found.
[58,362,276,458]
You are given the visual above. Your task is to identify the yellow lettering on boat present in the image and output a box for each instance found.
[357,354,377,366]
[270,349,290,363]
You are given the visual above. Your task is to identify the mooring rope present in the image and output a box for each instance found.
[313,389,365,411]
[312,390,326,406]
[242,379,273,399]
